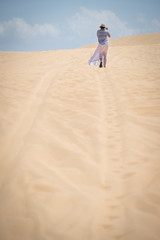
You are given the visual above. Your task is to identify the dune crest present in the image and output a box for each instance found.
[83,32,160,48]
[0,33,160,240]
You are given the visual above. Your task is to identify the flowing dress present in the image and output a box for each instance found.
[88,29,109,66]
[88,44,108,66]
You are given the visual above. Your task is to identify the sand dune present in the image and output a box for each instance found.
[0,33,160,240]
[82,32,160,48]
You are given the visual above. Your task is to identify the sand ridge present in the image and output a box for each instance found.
[0,33,160,240]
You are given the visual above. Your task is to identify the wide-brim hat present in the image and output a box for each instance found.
[99,24,106,28]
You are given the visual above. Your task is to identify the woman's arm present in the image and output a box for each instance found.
[108,32,111,38]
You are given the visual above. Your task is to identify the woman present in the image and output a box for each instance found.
[88,24,111,68]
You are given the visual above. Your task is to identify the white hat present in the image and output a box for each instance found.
[100,24,106,28]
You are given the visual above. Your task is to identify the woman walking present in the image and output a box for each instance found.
[88,24,111,68]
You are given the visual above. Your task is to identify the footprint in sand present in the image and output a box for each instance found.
[122,172,136,179]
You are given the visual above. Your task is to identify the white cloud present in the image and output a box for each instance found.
[152,19,160,32]
[0,24,4,35]
[137,13,160,34]
[67,7,160,45]
[67,7,138,39]
[0,18,59,38]
[137,13,147,25]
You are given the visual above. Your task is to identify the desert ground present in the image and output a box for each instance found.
[0,33,160,240]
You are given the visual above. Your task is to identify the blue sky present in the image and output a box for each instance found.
[0,0,160,51]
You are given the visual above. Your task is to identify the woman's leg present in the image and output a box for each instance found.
[99,55,103,68]
[104,55,107,67]
[99,57,103,67]
[103,45,108,67]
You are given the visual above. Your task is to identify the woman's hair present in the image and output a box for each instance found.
[100,27,108,30]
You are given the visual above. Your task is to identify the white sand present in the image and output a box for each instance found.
[0,33,160,240]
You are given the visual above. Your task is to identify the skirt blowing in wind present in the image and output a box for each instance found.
[88,44,108,67]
